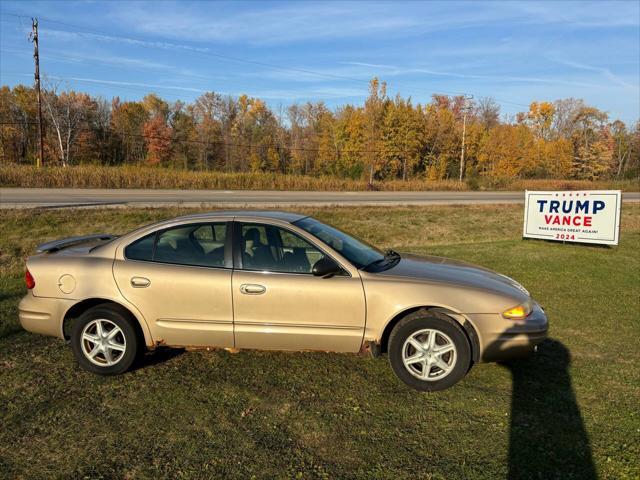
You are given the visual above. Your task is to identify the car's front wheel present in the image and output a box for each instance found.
[70,304,140,375]
[388,311,471,391]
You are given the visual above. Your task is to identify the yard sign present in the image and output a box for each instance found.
[523,190,622,245]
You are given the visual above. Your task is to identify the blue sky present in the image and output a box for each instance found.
[1,0,638,123]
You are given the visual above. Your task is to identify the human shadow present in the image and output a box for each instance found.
[497,338,597,479]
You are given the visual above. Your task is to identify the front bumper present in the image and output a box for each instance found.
[472,302,549,362]
[18,292,74,339]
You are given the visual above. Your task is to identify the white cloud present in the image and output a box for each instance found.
[548,58,639,91]
[109,2,423,45]
[42,28,210,54]
[109,1,639,46]
[44,75,206,93]
[232,86,365,101]
[332,61,608,89]
[511,1,639,28]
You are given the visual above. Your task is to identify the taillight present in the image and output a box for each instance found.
[25,269,35,290]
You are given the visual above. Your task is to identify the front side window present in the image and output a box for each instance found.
[125,223,227,268]
[293,217,384,269]
[240,223,326,274]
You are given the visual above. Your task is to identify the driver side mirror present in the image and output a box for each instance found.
[312,257,342,278]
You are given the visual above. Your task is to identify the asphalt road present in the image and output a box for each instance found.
[1,188,639,208]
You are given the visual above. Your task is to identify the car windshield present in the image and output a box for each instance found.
[293,217,385,269]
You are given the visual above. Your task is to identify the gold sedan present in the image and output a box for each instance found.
[20,211,547,391]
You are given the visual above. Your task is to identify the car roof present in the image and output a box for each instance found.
[175,210,307,223]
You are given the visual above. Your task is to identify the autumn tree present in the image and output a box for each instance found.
[526,101,555,140]
[610,120,632,178]
[571,107,613,180]
[111,99,148,164]
[363,78,388,182]
[189,92,223,170]
[475,97,501,129]
[334,105,366,178]
[423,100,459,180]
[142,93,170,121]
[626,122,640,178]
[0,86,38,163]
[380,96,423,180]
[1,80,637,182]
[552,98,585,139]
[241,97,280,173]
[42,87,97,166]
[287,103,306,174]
[477,124,532,178]
[171,101,199,169]
[143,115,172,166]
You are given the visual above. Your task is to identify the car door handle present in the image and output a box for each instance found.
[130,276,151,288]
[240,284,266,295]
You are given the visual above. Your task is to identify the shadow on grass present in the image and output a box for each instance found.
[132,346,185,371]
[123,336,597,479]
[500,339,597,479]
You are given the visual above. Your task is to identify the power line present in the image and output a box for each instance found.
[2,71,208,100]
[0,14,376,82]
[5,10,637,116]
[0,48,278,99]
[3,12,608,113]
[2,13,636,125]
[1,12,475,100]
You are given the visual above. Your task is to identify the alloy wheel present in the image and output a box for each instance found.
[80,319,127,367]
[401,328,457,381]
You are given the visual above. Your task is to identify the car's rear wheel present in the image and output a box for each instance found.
[70,305,139,375]
[388,311,471,391]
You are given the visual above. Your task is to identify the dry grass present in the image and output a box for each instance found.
[1,164,636,191]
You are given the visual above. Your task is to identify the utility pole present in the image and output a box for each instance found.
[368,120,375,186]
[29,18,44,168]
[459,94,473,182]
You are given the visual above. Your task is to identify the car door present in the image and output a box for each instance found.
[113,221,234,348]
[231,221,366,352]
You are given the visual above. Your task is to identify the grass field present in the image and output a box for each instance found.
[2,164,637,192]
[1,205,639,479]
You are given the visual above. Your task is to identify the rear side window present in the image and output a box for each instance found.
[125,233,155,261]
[155,224,226,267]
[124,223,228,268]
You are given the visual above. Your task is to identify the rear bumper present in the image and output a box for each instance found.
[19,293,73,339]
[472,302,549,362]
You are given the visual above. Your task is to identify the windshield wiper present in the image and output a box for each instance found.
[363,249,401,271]
[385,249,400,260]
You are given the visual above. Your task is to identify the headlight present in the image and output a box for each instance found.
[502,301,532,320]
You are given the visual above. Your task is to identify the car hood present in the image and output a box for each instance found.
[376,253,530,300]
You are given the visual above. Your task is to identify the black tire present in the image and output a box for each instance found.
[70,304,140,375]
[388,310,471,392]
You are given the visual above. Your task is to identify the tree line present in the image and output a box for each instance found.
[1,79,638,181]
